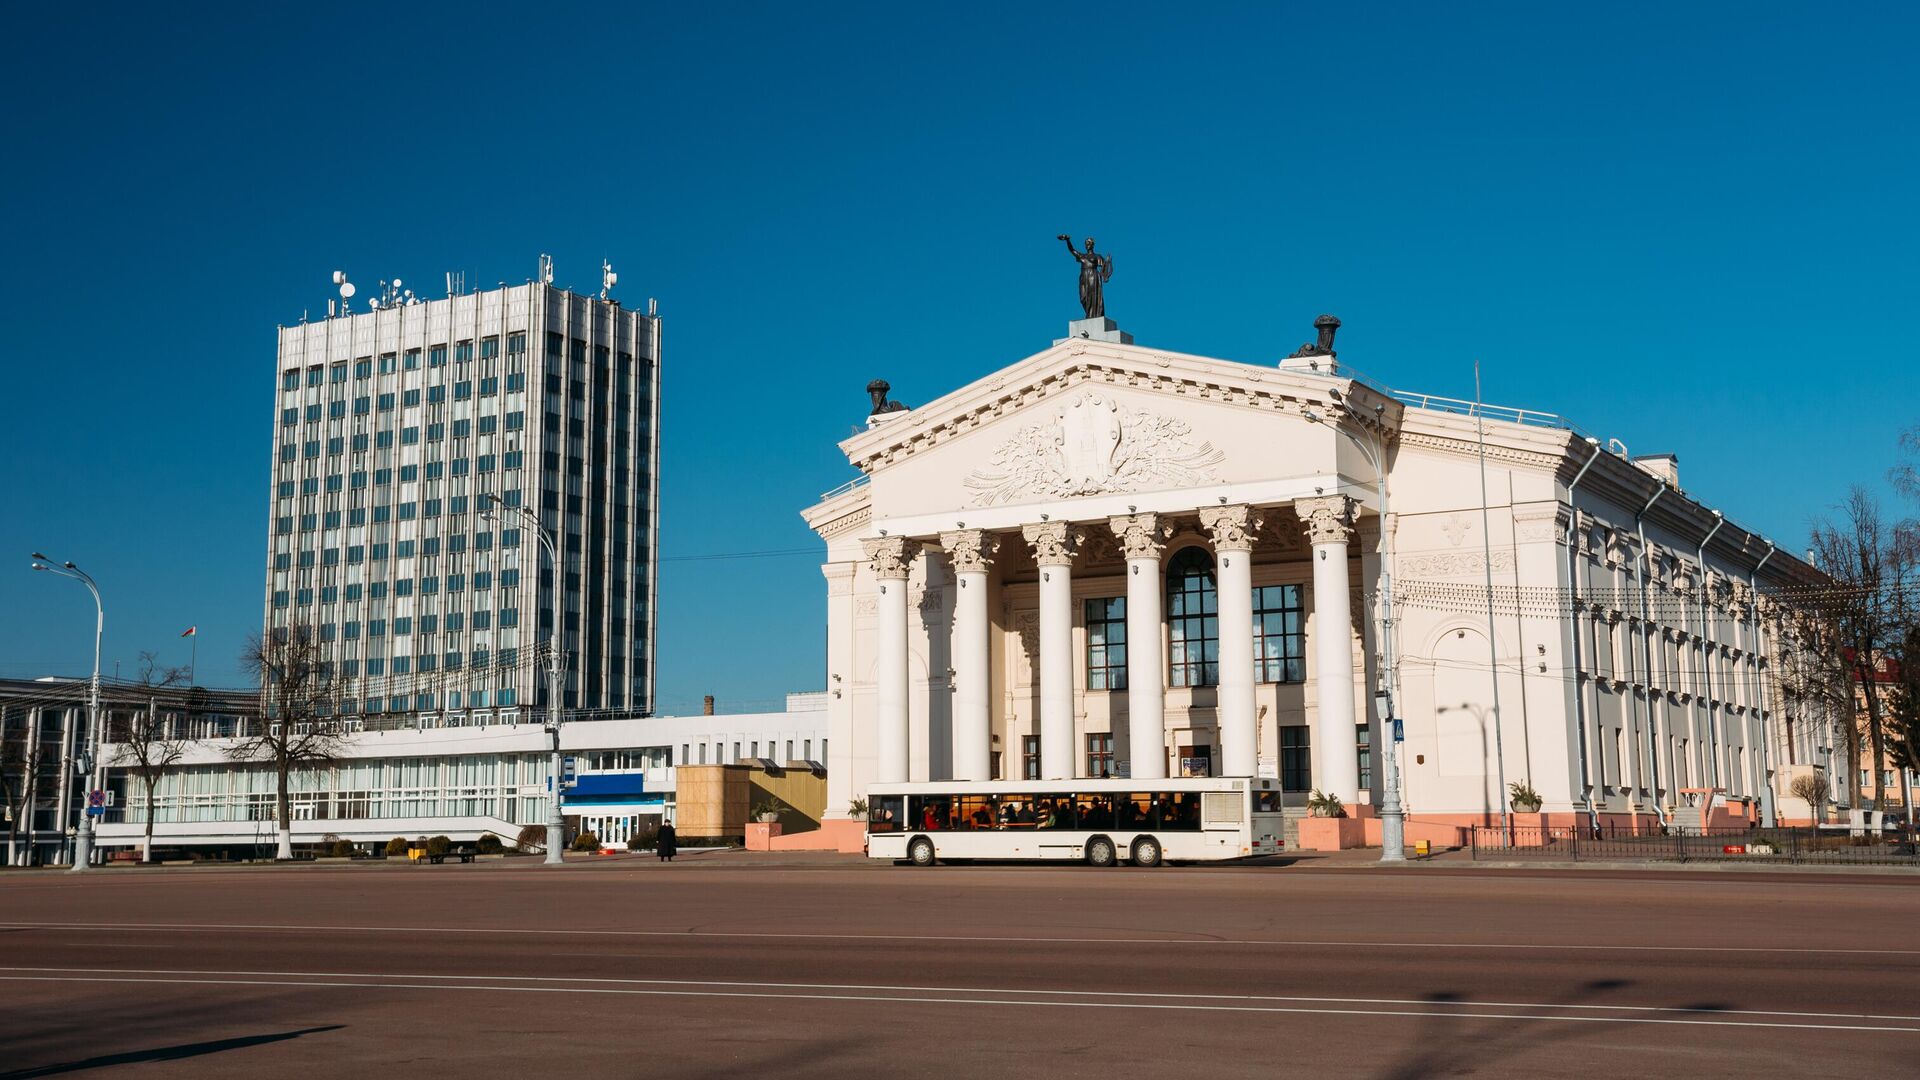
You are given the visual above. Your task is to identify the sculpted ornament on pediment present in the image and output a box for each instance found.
[964,390,1225,507]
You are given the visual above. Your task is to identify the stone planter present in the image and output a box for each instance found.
[745,822,784,851]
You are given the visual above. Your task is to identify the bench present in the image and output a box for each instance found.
[426,850,477,864]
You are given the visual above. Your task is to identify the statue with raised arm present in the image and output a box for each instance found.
[1057,234,1114,320]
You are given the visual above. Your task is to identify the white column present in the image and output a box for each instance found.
[1024,521,1084,780]
[864,536,919,785]
[1202,504,1263,778]
[940,529,998,782]
[1297,496,1360,802]
[1111,513,1169,780]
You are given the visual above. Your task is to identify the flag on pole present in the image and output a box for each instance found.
[180,626,197,637]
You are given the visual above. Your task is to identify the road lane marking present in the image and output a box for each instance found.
[2,921,1914,957]
[3,966,1915,1024]
[0,972,1912,1033]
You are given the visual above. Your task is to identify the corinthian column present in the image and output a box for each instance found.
[1201,504,1263,777]
[1296,495,1359,801]
[1110,513,1170,780]
[864,535,920,785]
[1022,520,1084,780]
[940,529,998,782]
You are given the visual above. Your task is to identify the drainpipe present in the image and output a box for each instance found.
[1562,437,1603,835]
[1634,481,1667,827]
[1749,540,1777,827]
[1695,511,1725,791]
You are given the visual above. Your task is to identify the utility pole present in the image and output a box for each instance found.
[484,497,568,865]
[30,553,103,872]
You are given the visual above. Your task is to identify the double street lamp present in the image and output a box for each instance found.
[29,553,103,873]
[1304,391,1407,864]
[481,496,567,866]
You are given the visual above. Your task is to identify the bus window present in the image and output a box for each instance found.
[1075,794,1116,830]
[958,794,996,829]
[1037,795,1075,829]
[910,794,956,830]
[1252,789,1282,813]
[1162,793,1203,831]
[869,796,904,833]
[1120,794,1159,830]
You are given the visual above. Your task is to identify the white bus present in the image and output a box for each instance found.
[864,777,1287,867]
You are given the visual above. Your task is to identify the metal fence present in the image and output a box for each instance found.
[1469,825,1920,867]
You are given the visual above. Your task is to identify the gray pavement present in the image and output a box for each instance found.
[1,852,1916,1077]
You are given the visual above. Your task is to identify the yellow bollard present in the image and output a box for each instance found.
[1413,839,1431,857]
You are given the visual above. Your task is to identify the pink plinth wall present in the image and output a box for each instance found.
[1296,817,1368,851]
[744,822,782,851]
[762,818,868,854]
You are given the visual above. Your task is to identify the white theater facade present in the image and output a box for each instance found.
[802,321,1836,849]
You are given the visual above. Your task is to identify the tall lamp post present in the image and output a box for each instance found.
[482,497,567,866]
[1305,393,1406,863]
[30,553,103,873]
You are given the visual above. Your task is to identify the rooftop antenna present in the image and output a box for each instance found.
[445,270,465,298]
[538,253,554,285]
[332,270,356,314]
[648,297,658,317]
[600,260,618,300]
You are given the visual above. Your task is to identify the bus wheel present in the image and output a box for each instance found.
[1131,836,1162,868]
[1086,837,1116,867]
[908,836,936,867]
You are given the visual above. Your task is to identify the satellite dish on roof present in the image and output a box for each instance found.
[332,270,346,285]
[340,282,356,299]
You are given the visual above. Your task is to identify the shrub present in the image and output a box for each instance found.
[628,828,659,851]
[475,834,504,854]
[329,839,356,858]
[847,797,869,817]
[385,836,409,857]
[753,798,783,822]
[425,835,452,856]
[515,823,547,853]
[1307,789,1346,818]
[321,832,342,846]
[1508,781,1544,813]
[571,831,601,852]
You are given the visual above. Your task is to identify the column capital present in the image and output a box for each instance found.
[862,535,921,580]
[1199,504,1264,552]
[1021,520,1086,566]
[1294,494,1358,546]
[939,529,1000,574]
[1108,512,1171,560]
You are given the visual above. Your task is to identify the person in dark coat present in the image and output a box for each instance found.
[656,820,678,862]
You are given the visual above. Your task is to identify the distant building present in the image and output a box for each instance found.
[267,275,661,721]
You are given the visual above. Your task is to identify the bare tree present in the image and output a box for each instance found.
[229,627,349,860]
[1788,773,1830,825]
[1804,487,1915,811]
[110,652,190,863]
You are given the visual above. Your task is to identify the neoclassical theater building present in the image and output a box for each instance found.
[802,318,1838,843]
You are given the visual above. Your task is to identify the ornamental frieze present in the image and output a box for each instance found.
[964,390,1224,506]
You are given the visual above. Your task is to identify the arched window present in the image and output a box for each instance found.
[1166,547,1218,687]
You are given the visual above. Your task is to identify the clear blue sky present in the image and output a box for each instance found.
[2,4,1914,711]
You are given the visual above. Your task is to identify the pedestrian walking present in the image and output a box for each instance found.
[657,820,678,862]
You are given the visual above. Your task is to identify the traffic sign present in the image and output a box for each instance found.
[561,755,578,789]
[87,789,105,808]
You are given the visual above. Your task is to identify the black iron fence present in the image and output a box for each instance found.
[1469,824,1920,867]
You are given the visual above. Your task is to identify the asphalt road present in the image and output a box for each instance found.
[1,853,1916,1078]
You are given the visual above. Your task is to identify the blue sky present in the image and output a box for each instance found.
[2,4,1914,710]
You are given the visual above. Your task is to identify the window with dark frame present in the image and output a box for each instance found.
[1084,597,1127,690]
[1281,726,1311,791]
[1166,547,1219,687]
[1253,584,1307,683]
[1022,735,1041,780]
[1357,722,1372,791]
[1085,733,1114,778]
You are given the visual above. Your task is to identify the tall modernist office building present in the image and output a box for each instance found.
[265,277,660,721]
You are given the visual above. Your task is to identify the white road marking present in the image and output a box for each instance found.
[4,965,1916,1024]
[0,971,1911,1033]
[1,920,1913,957]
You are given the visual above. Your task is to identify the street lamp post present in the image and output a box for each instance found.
[483,498,567,866]
[30,553,103,873]
[1305,396,1406,863]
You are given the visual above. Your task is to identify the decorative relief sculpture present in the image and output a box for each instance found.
[939,529,1000,574]
[1396,549,1517,578]
[862,535,920,580]
[1021,520,1086,566]
[1440,514,1470,548]
[964,390,1224,506]
[1199,504,1263,551]
[1295,495,1357,546]
[1109,512,1171,559]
